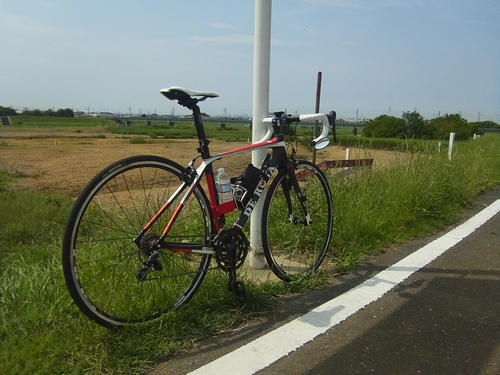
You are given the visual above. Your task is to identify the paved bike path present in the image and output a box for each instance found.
[150,187,500,375]
[259,199,500,374]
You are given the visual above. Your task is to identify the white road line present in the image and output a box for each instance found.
[189,199,500,375]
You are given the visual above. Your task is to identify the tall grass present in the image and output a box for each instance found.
[0,134,499,374]
[0,170,275,373]
[330,134,500,268]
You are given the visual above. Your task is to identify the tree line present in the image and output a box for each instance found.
[0,106,74,117]
[363,111,499,141]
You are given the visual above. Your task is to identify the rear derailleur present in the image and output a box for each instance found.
[135,233,163,281]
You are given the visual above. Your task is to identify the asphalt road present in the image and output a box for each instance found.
[151,187,500,375]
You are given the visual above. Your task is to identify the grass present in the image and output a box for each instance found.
[10,115,109,128]
[329,134,500,268]
[4,115,323,144]
[0,133,499,374]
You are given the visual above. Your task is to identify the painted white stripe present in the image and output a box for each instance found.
[189,199,500,375]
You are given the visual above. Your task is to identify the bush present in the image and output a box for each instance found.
[427,113,473,140]
[364,112,477,141]
[363,115,405,138]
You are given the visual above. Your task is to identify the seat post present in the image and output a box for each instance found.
[190,103,211,158]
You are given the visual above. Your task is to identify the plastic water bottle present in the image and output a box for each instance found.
[216,168,233,204]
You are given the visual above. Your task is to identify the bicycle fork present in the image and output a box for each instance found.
[282,160,312,226]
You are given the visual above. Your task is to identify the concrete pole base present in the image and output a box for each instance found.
[249,250,267,269]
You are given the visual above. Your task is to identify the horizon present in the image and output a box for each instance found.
[6,106,496,124]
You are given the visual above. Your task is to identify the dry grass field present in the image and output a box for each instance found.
[0,126,399,196]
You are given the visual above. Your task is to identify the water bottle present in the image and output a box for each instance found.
[216,168,233,204]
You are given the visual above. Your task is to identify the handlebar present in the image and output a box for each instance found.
[161,87,336,149]
[261,112,334,150]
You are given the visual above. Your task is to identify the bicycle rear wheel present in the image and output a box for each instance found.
[62,155,214,328]
[261,160,333,281]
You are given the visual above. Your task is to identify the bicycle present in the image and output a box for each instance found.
[62,86,336,328]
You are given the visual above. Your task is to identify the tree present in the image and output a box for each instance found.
[426,114,472,140]
[56,108,75,117]
[471,120,499,129]
[363,115,405,138]
[402,111,425,138]
[17,107,74,117]
[45,109,56,117]
[0,106,16,116]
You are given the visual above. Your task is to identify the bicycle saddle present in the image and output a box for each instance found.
[160,86,219,101]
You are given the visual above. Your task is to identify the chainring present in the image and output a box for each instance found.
[215,228,249,272]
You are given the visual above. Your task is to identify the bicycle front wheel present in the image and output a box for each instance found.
[262,160,333,281]
[62,155,214,328]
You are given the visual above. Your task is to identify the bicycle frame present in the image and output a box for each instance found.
[135,90,332,257]
[135,130,285,256]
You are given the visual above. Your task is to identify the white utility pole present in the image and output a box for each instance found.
[249,0,272,269]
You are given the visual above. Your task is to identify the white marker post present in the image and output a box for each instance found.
[448,132,455,160]
[249,0,272,269]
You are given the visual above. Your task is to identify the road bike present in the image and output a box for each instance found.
[62,86,336,328]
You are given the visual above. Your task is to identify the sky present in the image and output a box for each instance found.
[1,0,499,122]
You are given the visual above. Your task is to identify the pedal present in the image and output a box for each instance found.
[234,281,246,301]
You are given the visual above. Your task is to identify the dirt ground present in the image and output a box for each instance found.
[0,127,398,196]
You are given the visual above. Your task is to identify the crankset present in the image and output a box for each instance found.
[215,227,248,301]
[215,227,248,271]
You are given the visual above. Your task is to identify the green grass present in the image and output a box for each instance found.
[0,133,499,374]
[109,121,268,143]
[10,115,108,128]
[5,115,322,143]
[329,133,500,269]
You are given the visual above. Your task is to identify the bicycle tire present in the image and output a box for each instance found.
[62,155,214,328]
[261,160,333,281]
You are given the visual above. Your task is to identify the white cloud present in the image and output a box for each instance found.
[209,22,240,30]
[437,14,483,24]
[186,33,289,46]
[0,14,64,36]
[302,0,425,9]
[186,33,254,44]
[302,0,367,8]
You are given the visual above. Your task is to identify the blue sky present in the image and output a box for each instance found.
[1,0,499,122]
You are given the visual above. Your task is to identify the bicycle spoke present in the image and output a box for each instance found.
[63,156,214,327]
[262,160,333,281]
